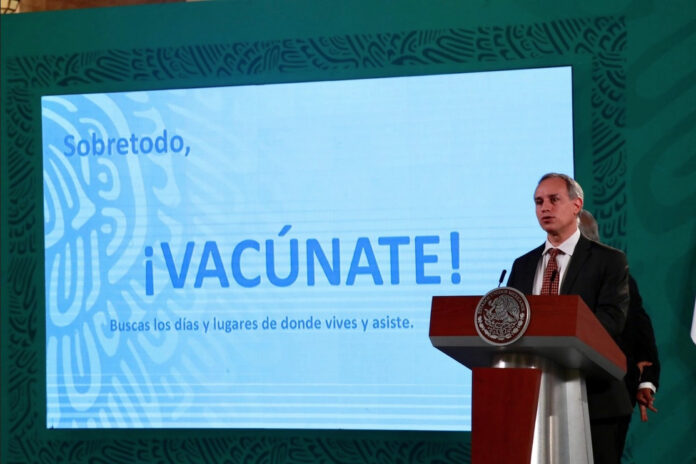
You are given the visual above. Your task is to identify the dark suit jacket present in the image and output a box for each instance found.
[507,234,633,419]
[620,275,660,406]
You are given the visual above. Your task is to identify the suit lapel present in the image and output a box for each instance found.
[519,244,544,293]
[560,234,591,294]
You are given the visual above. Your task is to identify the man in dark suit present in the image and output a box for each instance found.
[507,173,632,464]
[578,210,660,456]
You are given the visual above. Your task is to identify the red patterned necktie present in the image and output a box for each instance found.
[541,248,563,295]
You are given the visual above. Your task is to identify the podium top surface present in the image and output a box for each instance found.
[429,294,626,380]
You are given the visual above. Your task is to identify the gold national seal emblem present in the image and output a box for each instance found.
[474,287,531,345]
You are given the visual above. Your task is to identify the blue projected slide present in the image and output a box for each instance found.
[42,67,574,430]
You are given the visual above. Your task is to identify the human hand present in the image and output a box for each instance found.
[636,388,657,422]
[637,361,652,375]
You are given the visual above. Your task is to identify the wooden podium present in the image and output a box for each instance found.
[430,295,626,464]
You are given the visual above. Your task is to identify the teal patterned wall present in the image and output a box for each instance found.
[1,1,694,463]
[621,3,696,463]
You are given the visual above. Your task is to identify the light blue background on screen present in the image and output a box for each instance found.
[42,67,573,429]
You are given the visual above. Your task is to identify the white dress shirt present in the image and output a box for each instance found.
[532,228,581,295]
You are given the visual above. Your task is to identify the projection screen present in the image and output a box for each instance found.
[42,66,574,430]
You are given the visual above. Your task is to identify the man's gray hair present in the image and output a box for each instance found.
[538,173,584,201]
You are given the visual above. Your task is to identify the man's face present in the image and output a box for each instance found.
[534,177,583,239]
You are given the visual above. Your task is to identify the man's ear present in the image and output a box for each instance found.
[573,197,583,214]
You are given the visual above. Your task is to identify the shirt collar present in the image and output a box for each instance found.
[544,227,581,257]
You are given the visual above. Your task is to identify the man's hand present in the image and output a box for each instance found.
[636,361,657,422]
[637,361,652,375]
[636,388,657,421]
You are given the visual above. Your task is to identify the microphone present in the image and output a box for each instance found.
[497,269,507,287]
[550,270,558,288]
